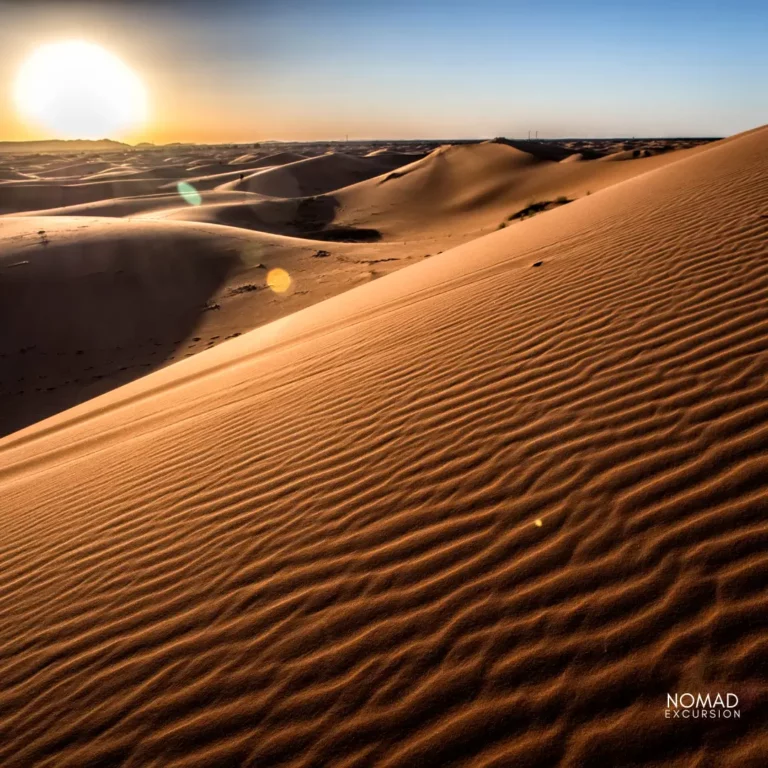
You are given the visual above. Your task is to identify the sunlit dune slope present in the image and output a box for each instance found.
[0,126,766,767]
[220,151,416,197]
[329,139,709,241]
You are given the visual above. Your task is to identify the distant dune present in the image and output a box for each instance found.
[0,125,765,766]
[151,140,698,248]
[0,139,129,153]
[326,139,707,243]
[220,151,415,197]
[0,178,174,214]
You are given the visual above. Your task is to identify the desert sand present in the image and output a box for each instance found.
[1,137,711,436]
[0,127,766,766]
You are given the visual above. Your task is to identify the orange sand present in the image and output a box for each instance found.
[0,128,766,766]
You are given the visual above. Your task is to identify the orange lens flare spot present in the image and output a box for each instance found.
[267,268,292,293]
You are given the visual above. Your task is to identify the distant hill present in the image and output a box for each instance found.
[0,139,130,153]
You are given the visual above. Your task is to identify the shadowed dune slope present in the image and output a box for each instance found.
[0,215,424,436]
[6,190,270,219]
[0,126,767,767]
[493,137,583,161]
[0,169,33,180]
[0,178,176,214]
[0,217,261,435]
[31,160,117,178]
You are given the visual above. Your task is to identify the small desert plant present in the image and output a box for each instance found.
[228,283,261,296]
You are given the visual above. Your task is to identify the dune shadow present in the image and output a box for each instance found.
[306,228,382,242]
[0,233,240,437]
[289,195,382,242]
[205,194,381,243]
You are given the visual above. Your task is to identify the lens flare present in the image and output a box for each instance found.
[177,181,202,206]
[267,268,292,294]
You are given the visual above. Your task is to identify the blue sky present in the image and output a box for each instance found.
[1,0,766,141]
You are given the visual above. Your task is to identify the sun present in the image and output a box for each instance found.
[14,41,147,140]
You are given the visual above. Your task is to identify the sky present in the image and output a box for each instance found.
[1,0,766,143]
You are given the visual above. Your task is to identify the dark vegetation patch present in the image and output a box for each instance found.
[227,283,262,296]
[307,228,381,243]
[508,196,572,222]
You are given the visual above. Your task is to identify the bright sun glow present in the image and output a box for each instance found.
[14,41,147,140]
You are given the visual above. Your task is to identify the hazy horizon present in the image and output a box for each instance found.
[1,0,766,144]
[0,132,731,147]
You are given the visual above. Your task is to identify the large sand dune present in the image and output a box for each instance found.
[328,140,710,243]
[150,141,698,249]
[0,213,419,436]
[0,126,766,766]
[220,151,417,197]
[0,178,176,214]
[5,137,699,434]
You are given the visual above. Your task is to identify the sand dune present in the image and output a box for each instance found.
[6,189,269,219]
[157,165,279,192]
[220,151,416,197]
[153,140,695,251]
[83,165,193,181]
[31,159,118,178]
[0,178,173,214]
[0,125,765,766]
[0,136,729,435]
[365,148,426,161]
[324,139,708,245]
[494,137,583,161]
[2,137,730,439]
[212,150,306,175]
[0,169,32,180]
[0,212,423,435]
[0,216,246,434]
[229,152,263,165]
[226,151,308,168]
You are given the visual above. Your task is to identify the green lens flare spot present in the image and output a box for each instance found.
[177,181,202,206]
